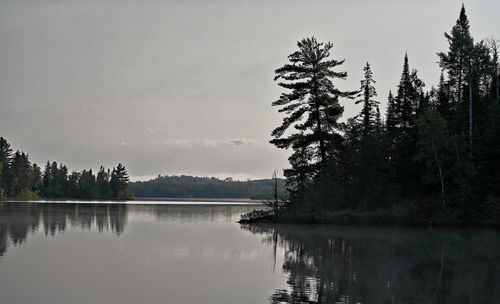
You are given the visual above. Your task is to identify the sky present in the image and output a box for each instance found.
[0,0,499,181]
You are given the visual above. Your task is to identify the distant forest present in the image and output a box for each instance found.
[129,175,286,200]
[0,137,131,200]
[255,5,500,226]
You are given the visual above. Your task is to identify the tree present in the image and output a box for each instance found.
[31,163,43,195]
[0,137,12,166]
[110,163,130,199]
[270,37,356,200]
[0,137,13,194]
[41,161,52,197]
[10,151,33,196]
[438,5,475,149]
[0,161,3,199]
[415,108,452,206]
[96,166,110,198]
[78,169,96,198]
[355,62,379,136]
[395,54,424,135]
[263,170,286,217]
[436,72,451,119]
[67,171,80,197]
[438,4,474,106]
[386,90,398,146]
[390,54,425,194]
[487,38,500,103]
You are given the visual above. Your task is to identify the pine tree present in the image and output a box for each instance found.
[270,37,356,198]
[355,62,379,136]
[386,91,398,140]
[67,172,80,198]
[415,108,452,206]
[0,137,12,166]
[0,137,13,194]
[78,169,96,198]
[395,54,423,134]
[110,163,130,199]
[41,161,51,198]
[436,72,451,119]
[438,5,475,150]
[438,4,474,105]
[96,165,110,198]
[31,163,43,194]
[10,151,33,196]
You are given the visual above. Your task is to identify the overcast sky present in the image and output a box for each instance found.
[0,0,499,181]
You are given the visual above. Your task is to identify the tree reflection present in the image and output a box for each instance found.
[241,224,500,304]
[0,202,128,256]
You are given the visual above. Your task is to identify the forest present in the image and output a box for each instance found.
[262,5,500,226]
[0,137,131,200]
[129,175,286,199]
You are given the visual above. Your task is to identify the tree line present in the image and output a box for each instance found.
[270,5,500,225]
[0,137,131,200]
[129,174,286,199]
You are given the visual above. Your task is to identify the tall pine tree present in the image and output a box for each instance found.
[270,37,356,198]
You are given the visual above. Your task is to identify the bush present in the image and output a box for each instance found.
[19,189,38,200]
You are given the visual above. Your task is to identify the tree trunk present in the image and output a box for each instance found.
[438,243,445,287]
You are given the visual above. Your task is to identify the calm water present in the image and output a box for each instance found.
[0,202,498,304]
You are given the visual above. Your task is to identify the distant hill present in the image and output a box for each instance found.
[129,175,287,200]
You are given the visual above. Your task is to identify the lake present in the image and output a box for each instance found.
[0,201,498,304]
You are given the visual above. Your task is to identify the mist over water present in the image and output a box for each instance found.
[0,202,498,304]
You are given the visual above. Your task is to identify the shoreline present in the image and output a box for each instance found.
[238,209,500,228]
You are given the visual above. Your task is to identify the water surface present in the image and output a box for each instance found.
[0,201,498,304]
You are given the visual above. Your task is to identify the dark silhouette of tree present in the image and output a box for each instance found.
[0,137,131,200]
[254,5,500,226]
[0,137,13,195]
[355,62,379,136]
[96,166,111,198]
[110,163,130,199]
[270,37,356,204]
[10,151,33,197]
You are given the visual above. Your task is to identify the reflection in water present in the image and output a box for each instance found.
[2,202,499,304]
[0,202,128,256]
[241,224,500,304]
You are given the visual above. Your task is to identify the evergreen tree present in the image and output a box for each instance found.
[78,169,96,198]
[438,5,475,149]
[436,72,451,119]
[395,54,424,135]
[10,151,33,196]
[0,137,12,167]
[415,108,452,207]
[31,163,43,195]
[96,165,110,198]
[0,161,3,199]
[270,37,356,200]
[386,91,398,141]
[0,137,13,194]
[41,161,51,197]
[110,164,130,199]
[355,62,379,136]
[488,38,500,103]
[67,171,80,198]
[438,4,474,106]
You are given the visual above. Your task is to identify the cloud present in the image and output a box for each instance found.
[149,138,260,148]
[120,141,135,147]
[229,138,259,146]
